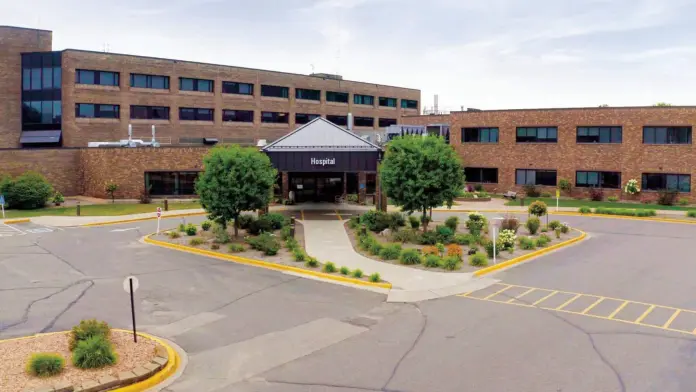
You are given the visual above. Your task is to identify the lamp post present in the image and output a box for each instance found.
[491,216,504,265]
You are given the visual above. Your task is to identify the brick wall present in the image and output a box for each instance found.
[401,113,451,126]
[0,148,81,195]
[0,27,52,148]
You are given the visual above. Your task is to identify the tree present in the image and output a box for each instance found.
[195,145,277,237]
[654,102,672,107]
[105,181,118,203]
[379,135,464,230]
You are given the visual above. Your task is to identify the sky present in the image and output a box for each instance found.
[3,0,696,111]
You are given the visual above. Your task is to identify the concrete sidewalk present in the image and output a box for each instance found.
[30,208,206,227]
[302,219,497,302]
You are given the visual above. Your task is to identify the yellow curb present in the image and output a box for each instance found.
[3,218,30,224]
[473,229,588,277]
[144,234,392,289]
[81,211,206,227]
[0,329,180,392]
[433,209,696,224]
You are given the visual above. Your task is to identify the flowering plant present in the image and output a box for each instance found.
[498,229,517,250]
[624,179,640,195]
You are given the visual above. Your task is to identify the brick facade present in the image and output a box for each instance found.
[0,148,81,195]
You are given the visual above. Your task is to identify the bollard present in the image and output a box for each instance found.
[520,197,524,207]
[76,201,80,216]
[290,217,296,226]
[164,199,169,211]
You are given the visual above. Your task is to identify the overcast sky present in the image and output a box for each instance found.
[3,0,696,111]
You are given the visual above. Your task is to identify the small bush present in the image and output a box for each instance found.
[559,178,572,193]
[4,171,53,210]
[265,213,288,230]
[548,220,561,230]
[391,228,417,243]
[168,231,181,239]
[388,212,406,229]
[236,214,255,229]
[445,216,459,231]
[369,272,381,282]
[466,213,486,236]
[436,242,446,255]
[229,243,245,253]
[537,234,551,247]
[589,187,604,201]
[469,252,488,267]
[422,245,439,256]
[246,233,281,255]
[305,257,319,268]
[369,242,383,256]
[248,217,274,235]
[441,256,460,271]
[292,247,306,261]
[523,184,540,197]
[285,237,298,250]
[52,191,65,204]
[185,224,197,236]
[500,215,520,233]
[608,196,619,202]
[352,269,364,278]
[657,190,678,206]
[519,236,536,250]
[525,218,541,235]
[201,221,212,231]
[399,248,422,265]
[69,319,110,351]
[579,206,592,214]
[27,353,65,377]
[474,184,484,192]
[279,226,291,241]
[189,238,204,246]
[446,244,463,260]
[498,229,516,250]
[210,243,220,250]
[540,192,551,198]
[540,225,549,233]
[323,262,337,273]
[435,225,454,243]
[212,223,231,244]
[423,254,442,268]
[178,223,186,232]
[453,233,475,245]
[528,201,548,217]
[484,239,502,258]
[408,215,420,229]
[636,209,656,217]
[418,231,438,245]
[687,211,696,218]
[679,198,690,206]
[554,228,561,239]
[379,243,402,260]
[340,266,350,275]
[560,223,570,234]
[72,336,117,369]
[360,210,393,232]
[348,216,360,229]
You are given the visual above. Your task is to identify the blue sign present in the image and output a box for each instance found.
[359,184,366,189]
[0,195,5,206]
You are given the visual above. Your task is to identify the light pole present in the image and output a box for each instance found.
[491,216,504,265]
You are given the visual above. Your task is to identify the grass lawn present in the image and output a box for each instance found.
[505,197,694,211]
[2,201,201,219]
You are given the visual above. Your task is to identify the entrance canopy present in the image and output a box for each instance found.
[262,117,382,172]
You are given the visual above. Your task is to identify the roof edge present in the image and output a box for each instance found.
[262,117,382,151]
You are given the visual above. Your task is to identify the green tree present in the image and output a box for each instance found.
[379,135,464,230]
[654,102,672,107]
[195,145,277,237]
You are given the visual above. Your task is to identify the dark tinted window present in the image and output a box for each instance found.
[75,103,120,119]
[464,168,498,183]
[179,77,213,92]
[379,118,397,127]
[223,109,254,122]
[22,101,61,124]
[401,99,418,109]
[642,173,690,192]
[179,107,213,121]
[222,81,253,95]
[130,73,169,89]
[462,127,499,143]
[261,111,289,123]
[516,127,558,143]
[327,115,348,126]
[76,69,119,86]
[130,105,170,120]
[296,88,320,101]
[326,91,348,103]
[643,127,692,144]
[576,171,621,188]
[261,85,289,98]
[516,169,557,186]
[354,94,374,105]
[354,116,374,127]
[295,113,320,124]
[577,127,622,143]
[379,97,397,107]
[146,171,199,196]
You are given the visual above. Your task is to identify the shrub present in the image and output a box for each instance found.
[189,238,204,246]
[408,215,420,229]
[436,242,446,255]
[265,213,288,230]
[579,206,592,214]
[465,216,486,236]
[292,247,307,261]
[554,228,561,239]
[27,353,65,377]
[285,237,298,250]
[178,223,186,232]
[608,196,619,202]
[391,228,417,243]
[52,191,65,204]
[548,220,561,230]
[688,211,696,218]
[474,184,484,192]
[212,223,230,244]
[69,319,110,351]
[280,226,292,241]
[346,193,358,203]
[500,214,520,233]
[246,233,281,255]
[528,201,548,217]
[388,212,406,229]
[446,244,463,260]
[679,198,690,206]
[201,221,212,231]
[445,216,459,231]
[359,232,377,252]
[421,215,431,230]
[558,178,572,193]
[657,190,678,206]
[139,187,152,204]
[537,234,551,247]
[525,218,541,235]
[369,273,381,282]
[229,243,245,253]
[211,243,220,250]
[247,217,273,235]
[519,236,536,250]
[453,233,475,245]
[72,336,117,369]
[636,209,656,217]
[185,224,197,236]
[422,246,439,256]
[589,187,604,201]
[624,178,640,195]
[540,225,549,233]
[339,266,350,275]
[418,231,438,245]
[498,229,516,250]
[523,184,540,197]
[484,239,502,258]
[541,192,551,198]
[323,262,337,273]
[379,243,402,260]
[369,242,383,256]
[352,269,364,278]
[348,216,360,229]
[4,172,53,210]
[469,252,488,267]
[305,257,319,268]
[441,256,460,271]
[435,225,454,243]
[237,214,255,229]
[423,254,442,268]
[399,248,422,265]
[360,210,391,232]
[560,223,570,234]
[168,231,181,239]
[593,208,656,217]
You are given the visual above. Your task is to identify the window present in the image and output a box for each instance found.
[354,116,374,127]
[643,127,692,144]
[462,127,499,143]
[179,107,213,121]
[577,126,622,143]
[76,69,120,86]
[516,127,558,143]
[222,81,253,95]
[464,168,498,183]
[296,88,320,101]
[576,171,621,188]
[23,66,62,91]
[261,111,289,123]
[642,173,691,192]
[261,85,289,98]
[326,91,348,103]
[130,73,169,89]
[22,101,62,124]
[223,109,254,122]
[130,105,170,120]
[75,103,120,119]
[379,97,397,107]
[516,169,557,186]
[354,94,374,105]
[401,99,418,109]
[295,113,320,124]
[145,171,200,196]
[379,118,397,127]
[327,115,348,126]
[179,77,213,92]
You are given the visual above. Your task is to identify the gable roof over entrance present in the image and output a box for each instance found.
[261,117,381,152]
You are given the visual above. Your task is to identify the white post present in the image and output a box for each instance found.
[157,215,160,235]
[492,226,497,265]
[1,203,4,219]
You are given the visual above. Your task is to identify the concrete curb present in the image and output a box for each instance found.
[434,208,696,224]
[80,211,206,227]
[3,218,30,224]
[473,229,588,277]
[144,234,393,290]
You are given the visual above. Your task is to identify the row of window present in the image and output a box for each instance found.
[74,69,418,107]
[22,67,62,91]
[463,167,691,192]
[74,103,397,125]
[461,126,692,145]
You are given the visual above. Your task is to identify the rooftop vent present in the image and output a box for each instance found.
[466,108,482,112]
[310,73,343,81]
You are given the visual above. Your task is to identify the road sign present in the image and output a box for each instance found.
[0,195,5,205]
[556,189,560,198]
[1,194,5,219]
[156,207,162,234]
[123,276,140,293]
[156,207,162,217]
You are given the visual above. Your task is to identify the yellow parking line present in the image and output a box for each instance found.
[483,285,512,300]
[300,209,305,221]
[335,209,343,220]
[608,301,630,319]
[506,288,536,303]
[556,293,582,311]
[635,305,656,324]
[581,297,605,314]
[532,290,558,306]
[663,309,681,329]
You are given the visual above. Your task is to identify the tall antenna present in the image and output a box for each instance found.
[336,6,341,76]
[310,64,315,74]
